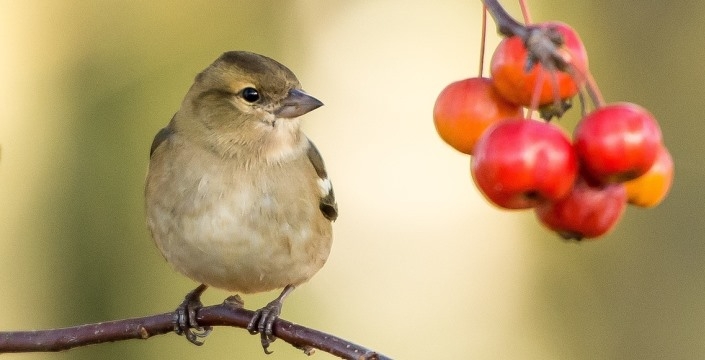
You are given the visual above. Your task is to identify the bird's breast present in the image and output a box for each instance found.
[146,141,333,293]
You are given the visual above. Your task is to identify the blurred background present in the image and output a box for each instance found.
[0,0,702,359]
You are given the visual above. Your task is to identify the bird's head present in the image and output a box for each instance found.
[176,51,323,163]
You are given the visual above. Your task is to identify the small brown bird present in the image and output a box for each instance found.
[145,51,337,353]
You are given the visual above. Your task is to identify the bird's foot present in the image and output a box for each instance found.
[247,285,295,354]
[173,284,212,346]
[247,299,283,354]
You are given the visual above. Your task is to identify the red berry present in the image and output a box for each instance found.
[471,118,578,209]
[536,179,627,240]
[574,103,662,183]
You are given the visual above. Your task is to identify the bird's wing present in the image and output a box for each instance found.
[150,116,176,158]
[307,140,338,221]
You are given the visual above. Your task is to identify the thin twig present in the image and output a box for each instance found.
[479,5,487,77]
[0,300,391,360]
[518,0,532,24]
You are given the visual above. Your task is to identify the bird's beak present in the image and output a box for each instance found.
[274,89,324,119]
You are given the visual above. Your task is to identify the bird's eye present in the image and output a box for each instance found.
[241,87,260,103]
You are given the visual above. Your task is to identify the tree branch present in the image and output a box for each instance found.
[482,0,526,38]
[0,298,391,360]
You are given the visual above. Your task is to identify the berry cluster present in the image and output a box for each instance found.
[433,18,673,240]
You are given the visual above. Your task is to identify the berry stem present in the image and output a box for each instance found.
[518,0,532,24]
[479,5,488,77]
[528,70,545,118]
[583,70,606,108]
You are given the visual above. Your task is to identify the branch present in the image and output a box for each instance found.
[0,299,391,360]
[482,0,526,38]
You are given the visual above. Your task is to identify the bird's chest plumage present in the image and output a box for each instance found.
[146,140,333,293]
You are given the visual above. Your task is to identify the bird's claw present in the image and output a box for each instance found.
[245,285,296,354]
[173,284,212,346]
[247,299,284,354]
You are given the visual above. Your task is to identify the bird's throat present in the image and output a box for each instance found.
[261,118,306,164]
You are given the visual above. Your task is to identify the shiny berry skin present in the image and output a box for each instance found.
[433,77,523,155]
[574,103,663,184]
[471,118,578,209]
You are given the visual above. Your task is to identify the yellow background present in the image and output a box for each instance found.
[0,1,701,359]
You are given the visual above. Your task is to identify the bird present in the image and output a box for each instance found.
[144,50,337,353]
